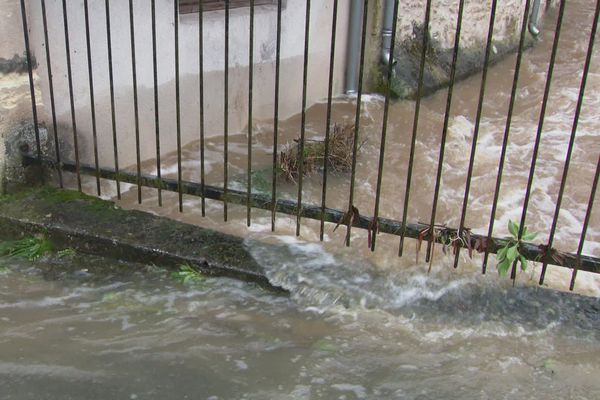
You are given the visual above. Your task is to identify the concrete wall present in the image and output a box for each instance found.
[25,0,351,169]
[368,0,558,98]
[4,0,560,179]
[1,0,29,193]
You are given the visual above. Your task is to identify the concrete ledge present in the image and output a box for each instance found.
[0,188,283,292]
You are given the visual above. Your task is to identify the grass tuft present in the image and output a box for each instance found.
[171,264,208,286]
[0,235,53,261]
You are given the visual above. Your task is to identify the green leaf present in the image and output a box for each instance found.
[522,231,538,241]
[497,246,509,261]
[506,245,519,263]
[508,220,519,238]
[520,255,529,271]
[497,259,511,277]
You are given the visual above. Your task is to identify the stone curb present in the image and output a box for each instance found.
[0,188,284,292]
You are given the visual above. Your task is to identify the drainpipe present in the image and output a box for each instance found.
[345,0,364,94]
[529,0,542,36]
[380,0,397,67]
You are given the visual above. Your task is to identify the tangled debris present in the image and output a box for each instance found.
[279,123,364,182]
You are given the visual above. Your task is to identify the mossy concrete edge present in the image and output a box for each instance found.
[0,188,285,292]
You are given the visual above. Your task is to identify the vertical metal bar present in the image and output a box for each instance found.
[371,0,399,251]
[425,0,466,260]
[224,0,230,221]
[199,0,206,216]
[513,0,566,282]
[83,0,101,196]
[453,0,498,269]
[570,155,600,291]
[40,0,63,188]
[345,0,369,246]
[399,0,431,256]
[296,0,311,237]
[175,0,183,212]
[319,0,339,241]
[540,0,600,285]
[271,0,282,231]
[152,0,162,206]
[247,0,255,226]
[19,0,41,160]
[61,0,81,191]
[129,0,142,204]
[105,0,120,199]
[482,0,532,274]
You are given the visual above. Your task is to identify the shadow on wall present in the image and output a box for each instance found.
[0,54,36,75]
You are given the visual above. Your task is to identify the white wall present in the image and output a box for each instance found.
[26,0,350,168]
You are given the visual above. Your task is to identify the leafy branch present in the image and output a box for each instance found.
[496,220,538,277]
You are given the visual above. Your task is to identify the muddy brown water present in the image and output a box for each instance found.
[3,0,600,398]
[90,0,600,295]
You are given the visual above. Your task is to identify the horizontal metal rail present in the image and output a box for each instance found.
[23,154,600,275]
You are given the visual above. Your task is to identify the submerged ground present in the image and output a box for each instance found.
[1,246,599,399]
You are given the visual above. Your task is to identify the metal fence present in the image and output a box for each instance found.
[16,0,600,290]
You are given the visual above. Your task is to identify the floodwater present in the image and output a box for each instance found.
[90,0,600,295]
[7,0,599,398]
[1,252,600,399]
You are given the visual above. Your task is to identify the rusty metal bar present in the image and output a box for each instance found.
[320,0,339,242]
[516,0,567,283]
[296,0,311,236]
[399,0,432,256]
[175,0,183,212]
[199,0,206,216]
[540,0,600,284]
[482,0,532,274]
[152,0,163,206]
[453,0,498,269]
[224,0,230,221]
[19,0,41,161]
[105,0,120,199]
[271,0,283,232]
[570,155,600,290]
[83,0,101,196]
[247,0,255,226]
[346,0,369,246]
[371,0,399,252]
[61,0,81,191]
[129,0,142,204]
[25,154,600,275]
[425,0,466,261]
[40,0,63,188]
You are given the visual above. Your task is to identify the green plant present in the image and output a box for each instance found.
[0,235,53,261]
[171,264,207,286]
[496,220,538,277]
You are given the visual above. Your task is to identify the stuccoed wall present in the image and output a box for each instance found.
[370,0,559,98]
[26,0,351,169]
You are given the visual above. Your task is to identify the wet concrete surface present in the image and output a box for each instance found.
[0,188,280,291]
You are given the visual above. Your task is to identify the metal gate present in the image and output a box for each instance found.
[15,0,600,290]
